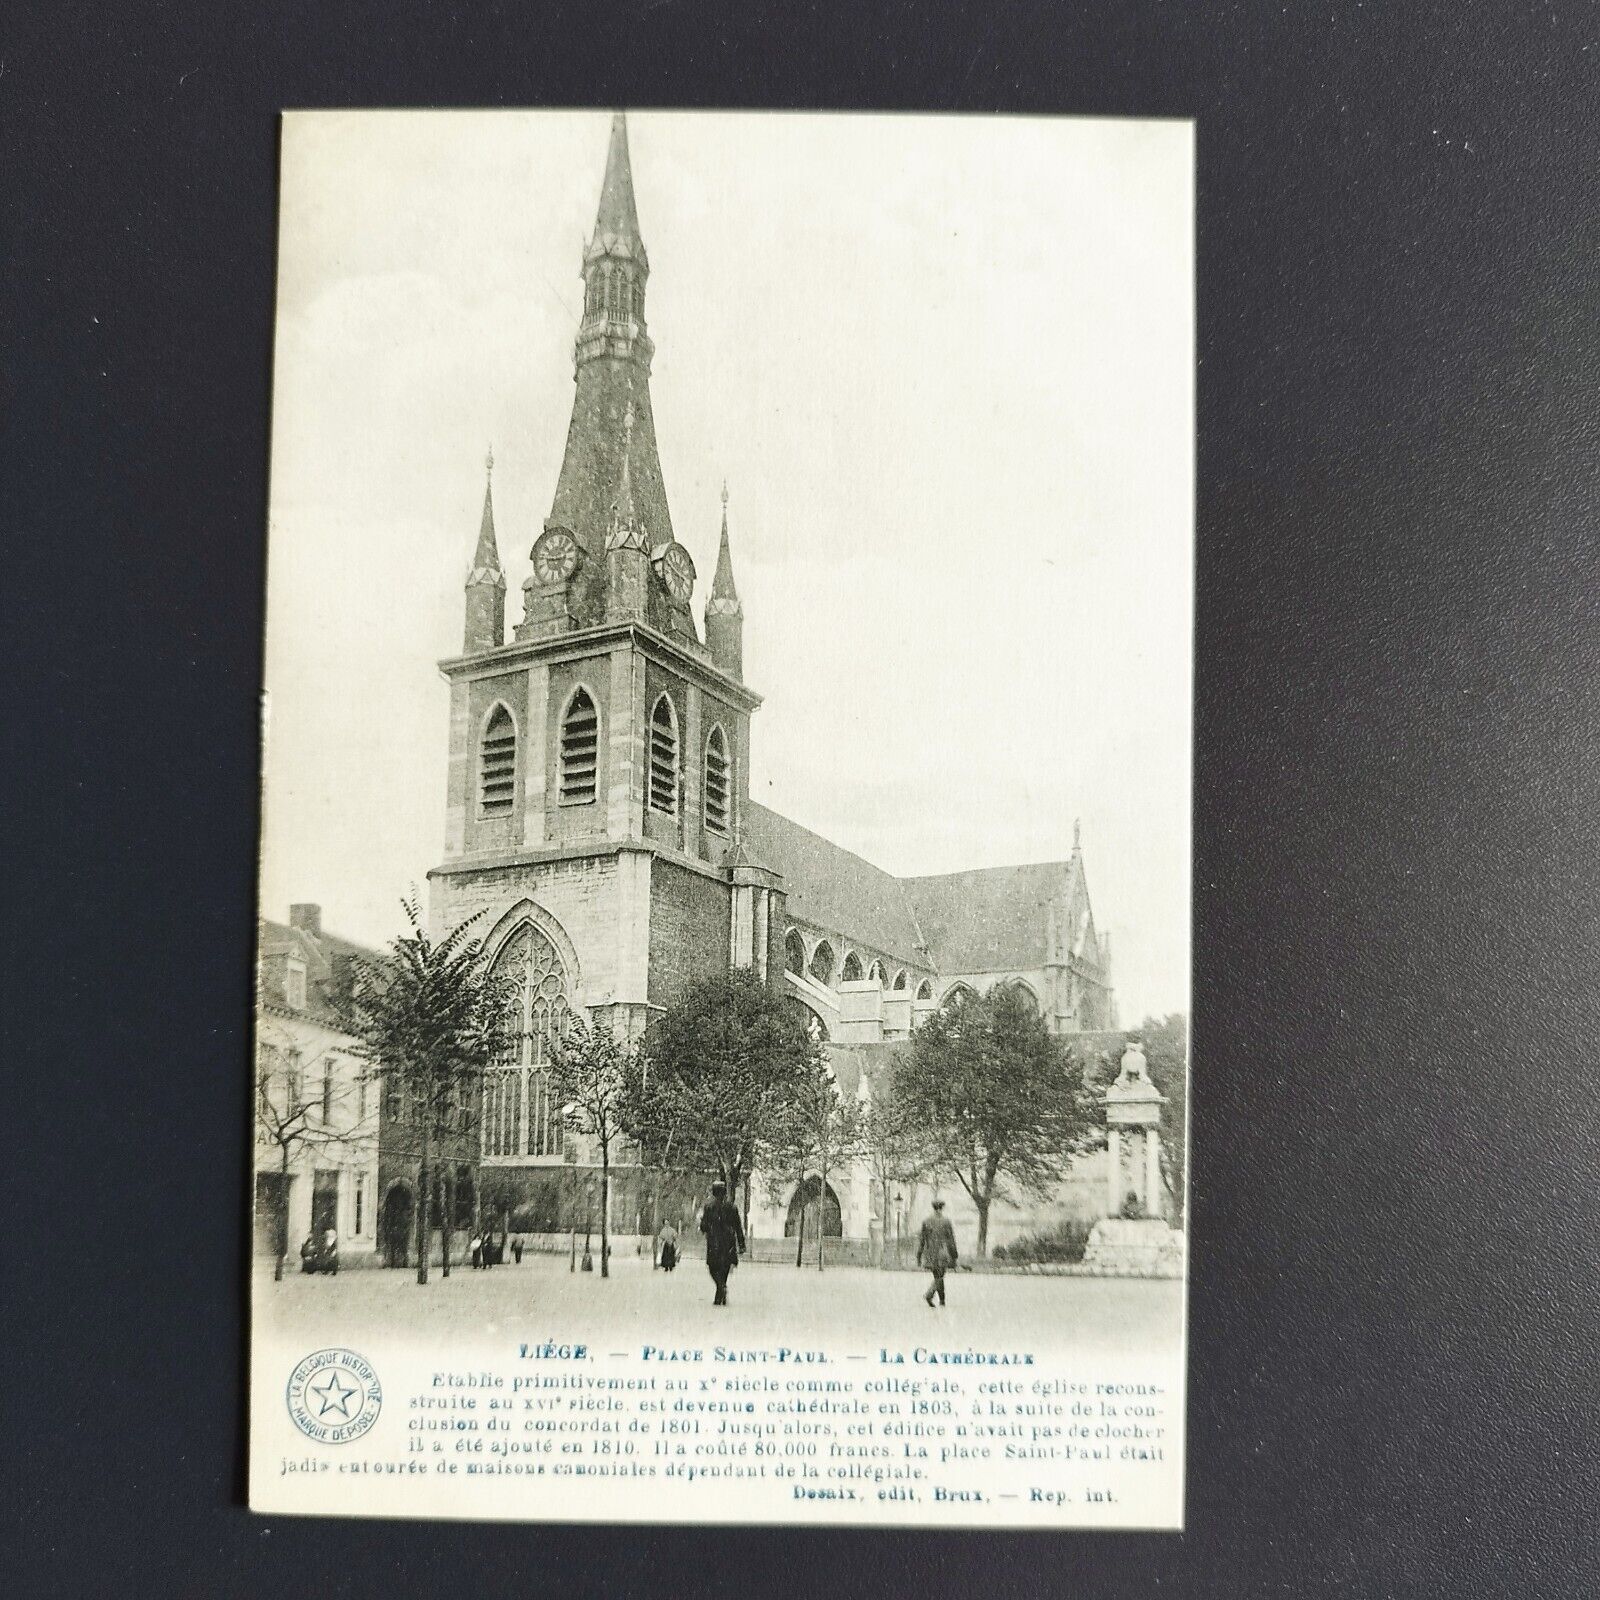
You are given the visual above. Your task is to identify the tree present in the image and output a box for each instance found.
[633,969,818,1223]
[894,985,1100,1257]
[339,898,509,1285]
[766,1056,866,1271]
[547,1016,638,1280]
[253,1027,367,1281]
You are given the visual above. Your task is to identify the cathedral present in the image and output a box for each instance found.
[409,114,1115,1255]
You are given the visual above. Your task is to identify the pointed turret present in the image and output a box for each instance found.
[705,482,745,678]
[464,448,506,652]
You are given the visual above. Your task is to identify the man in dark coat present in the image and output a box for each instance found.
[917,1198,958,1307]
[699,1182,746,1306]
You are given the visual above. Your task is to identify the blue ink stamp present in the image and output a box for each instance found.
[286,1348,382,1444]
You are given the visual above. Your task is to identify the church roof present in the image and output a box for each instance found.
[745,803,929,967]
[904,858,1089,975]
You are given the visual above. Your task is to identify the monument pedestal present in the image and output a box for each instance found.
[1082,1216,1185,1278]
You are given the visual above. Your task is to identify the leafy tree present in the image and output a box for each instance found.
[766,1056,866,1271]
[633,969,818,1225]
[339,898,509,1284]
[894,985,1100,1257]
[547,1016,638,1280]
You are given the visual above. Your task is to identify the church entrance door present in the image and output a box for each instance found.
[380,1184,413,1268]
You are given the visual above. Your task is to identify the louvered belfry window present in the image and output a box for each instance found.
[480,705,516,816]
[649,694,678,815]
[560,689,599,805]
[704,725,731,835]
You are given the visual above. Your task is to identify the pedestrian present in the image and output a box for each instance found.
[656,1218,679,1273]
[512,1235,523,1264]
[699,1182,745,1306]
[469,1232,483,1270]
[917,1198,958,1307]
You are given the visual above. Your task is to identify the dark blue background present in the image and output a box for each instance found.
[4,4,1596,1595]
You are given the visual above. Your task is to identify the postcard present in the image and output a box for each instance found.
[250,108,1192,1527]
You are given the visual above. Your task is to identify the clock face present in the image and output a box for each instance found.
[532,528,580,585]
[658,542,695,601]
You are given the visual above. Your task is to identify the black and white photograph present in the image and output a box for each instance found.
[249,108,1193,1527]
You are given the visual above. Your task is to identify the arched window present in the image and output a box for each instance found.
[809,940,835,986]
[999,980,1039,1013]
[649,694,679,814]
[784,929,807,976]
[867,959,886,986]
[892,969,908,992]
[479,704,516,817]
[915,979,934,1001]
[559,688,599,805]
[943,982,978,1009]
[786,996,829,1045]
[703,725,731,836]
[484,924,571,1160]
[841,951,863,983]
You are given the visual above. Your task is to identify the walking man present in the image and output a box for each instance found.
[699,1181,746,1306]
[917,1198,958,1307]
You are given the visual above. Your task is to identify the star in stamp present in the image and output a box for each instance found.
[285,1348,383,1444]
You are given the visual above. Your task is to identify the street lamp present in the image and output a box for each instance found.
[894,1192,903,1268]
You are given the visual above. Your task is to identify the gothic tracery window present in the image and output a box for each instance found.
[841,951,863,983]
[483,924,571,1160]
[784,929,807,976]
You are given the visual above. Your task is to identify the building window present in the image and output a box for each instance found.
[892,969,908,992]
[784,929,806,976]
[354,1175,365,1236]
[559,688,599,805]
[320,1062,333,1121]
[485,923,571,1160]
[703,725,731,836]
[867,959,886,985]
[648,694,679,815]
[285,1050,304,1113]
[915,979,933,1001]
[809,940,835,987]
[841,951,863,983]
[285,959,306,1010]
[479,704,517,816]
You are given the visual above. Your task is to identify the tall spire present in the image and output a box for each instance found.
[464,447,506,651]
[589,113,646,264]
[551,112,675,628]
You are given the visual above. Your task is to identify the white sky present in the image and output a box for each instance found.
[259,110,1192,1023]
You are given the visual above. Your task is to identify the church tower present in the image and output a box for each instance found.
[430,114,784,1202]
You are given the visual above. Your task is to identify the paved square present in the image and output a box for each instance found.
[257,1250,1183,1360]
